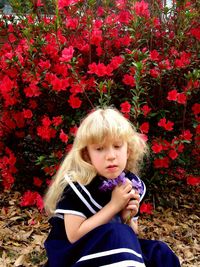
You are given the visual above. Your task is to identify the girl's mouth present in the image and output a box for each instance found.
[107,165,118,172]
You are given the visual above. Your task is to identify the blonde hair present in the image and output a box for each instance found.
[44,107,148,215]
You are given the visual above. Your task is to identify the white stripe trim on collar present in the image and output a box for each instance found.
[77,248,143,262]
[78,183,102,209]
[134,174,146,203]
[100,260,146,267]
[65,174,97,214]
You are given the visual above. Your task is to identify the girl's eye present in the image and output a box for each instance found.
[114,144,122,148]
[96,147,103,151]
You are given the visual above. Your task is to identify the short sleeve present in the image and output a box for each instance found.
[55,185,89,219]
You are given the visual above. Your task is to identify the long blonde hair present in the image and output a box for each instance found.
[44,107,148,215]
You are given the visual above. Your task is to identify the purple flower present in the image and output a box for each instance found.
[99,172,126,191]
[132,178,144,195]
[99,172,144,195]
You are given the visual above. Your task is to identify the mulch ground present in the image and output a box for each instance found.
[0,181,199,267]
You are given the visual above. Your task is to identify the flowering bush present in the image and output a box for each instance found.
[0,0,199,210]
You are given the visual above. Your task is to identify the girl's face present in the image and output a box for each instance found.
[87,139,129,179]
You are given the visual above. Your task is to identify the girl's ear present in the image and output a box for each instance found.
[82,148,91,163]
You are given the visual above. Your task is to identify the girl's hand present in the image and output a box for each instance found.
[121,192,140,223]
[110,179,135,213]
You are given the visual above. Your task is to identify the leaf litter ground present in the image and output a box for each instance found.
[0,181,199,267]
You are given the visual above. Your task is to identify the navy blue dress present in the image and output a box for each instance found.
[44,172,180,267]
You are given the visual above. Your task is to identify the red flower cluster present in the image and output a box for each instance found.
[140,202,153,215]
[0,0,199,211]
[20,191,44,212]
[0,147,17,190]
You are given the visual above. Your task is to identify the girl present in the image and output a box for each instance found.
[44,107,180,267]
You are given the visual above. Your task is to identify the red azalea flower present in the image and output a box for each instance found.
[175,52,191,68]
[68,94,82,109]
[167,90,178,101]
[133,0,150,19]
[141,105,151,116]
[70,84,83,94]
[192,103,200,115]
[66,18,79,30]
[24,83,41,97]
[177,93,187,104]
[150,50,160,61]
[20,191,44,212]
[60,129,69,143]
[42,116,51,127]
[0,76,14,92]
[51,77,69,92]
[152,143,163,153]
[154,157,170,168]
[140,122,149,134]
[158,118,174,131]
[38,59,51,70]
[96,46,103,56]
[181,130,193,141]
[109,56,124,70]
[33,177,42,187]
[187,175,200,186]
[150,68,160,78]
[122,74,135,87]
[70,126,78,136]
[88,62,112,77]
[168,150,178,160]
[23,109,33,119]
[140,202,153,214]
[52,116,63,127]
[177,143,184,153]
[120,101,131,113]
[91,29,103,46]
[29,100,37,109]
[190,27,200,41]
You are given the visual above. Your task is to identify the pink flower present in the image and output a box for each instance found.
[60,46,74,62]
[133,0,150,19]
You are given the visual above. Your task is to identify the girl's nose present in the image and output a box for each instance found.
[106,148,116,160]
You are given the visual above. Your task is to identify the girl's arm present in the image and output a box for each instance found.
[64,180,135,243]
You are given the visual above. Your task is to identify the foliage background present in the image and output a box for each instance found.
[0,0,200,265]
